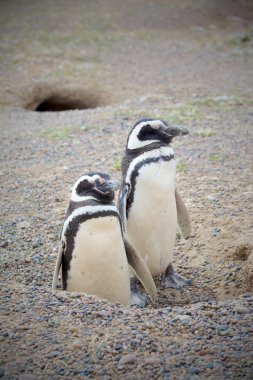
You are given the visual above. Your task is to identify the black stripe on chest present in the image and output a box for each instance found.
[126,154,174,217]
[62,209,120,290]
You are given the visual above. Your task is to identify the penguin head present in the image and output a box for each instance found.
[72,172,120,203]
[127,119,189,151]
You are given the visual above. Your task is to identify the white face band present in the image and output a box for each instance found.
[127,120,166,150]
[71,174,101,202]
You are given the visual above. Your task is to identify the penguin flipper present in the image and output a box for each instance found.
[123,236,157,304]
[52,243,64,291]
[175,189,191,239]
[118,184,129,232]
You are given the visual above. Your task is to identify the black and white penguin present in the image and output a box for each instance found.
[52,172,157,306]
[118,119,192,302]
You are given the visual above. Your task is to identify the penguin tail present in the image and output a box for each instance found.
[52,244,63,291]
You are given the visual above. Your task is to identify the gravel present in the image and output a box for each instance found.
[1,285,252,379]
[1,0,253,378]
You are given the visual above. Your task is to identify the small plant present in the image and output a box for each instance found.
[114,107,132,119]
[192,94,253,108]
[197,128,215,137]
[153,103,200,125]
[40,124,89,141]
[113,159,121,171]
[177,163,185,172]
[209,153,225,161]
[45,69,76,79]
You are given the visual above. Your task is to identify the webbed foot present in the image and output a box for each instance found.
[161,263,192,289]
[130,278,148,307]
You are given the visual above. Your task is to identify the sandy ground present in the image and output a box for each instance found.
[0,1,253,379]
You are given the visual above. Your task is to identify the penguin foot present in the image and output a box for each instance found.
[130,278,148,307]
[161,263,192,290]
[131,292,148,307]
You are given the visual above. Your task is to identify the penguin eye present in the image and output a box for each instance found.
[138,125,159,141]
[95,178,105,188]
[76,179,93,194]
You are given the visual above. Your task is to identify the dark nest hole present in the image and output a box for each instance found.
[25,87,105,112]
[35,96,100,112]
[35,95,100,112]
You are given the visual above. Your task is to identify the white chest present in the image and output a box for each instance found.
[66,216,131,305]
[126,157,177,275]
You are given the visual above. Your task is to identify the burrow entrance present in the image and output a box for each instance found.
[25,85,109,112]
[35,95,100,112]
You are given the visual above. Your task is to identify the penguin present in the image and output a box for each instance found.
[52,172,157,307]
[118,119,192,303]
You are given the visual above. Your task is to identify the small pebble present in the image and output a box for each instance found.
[16,221,31,229]
[207,195,218,202]
[235,306,250,314]
[71,339,83,349]
[118,353,138,367]
[143,357,161,365]
[18,375,36,380]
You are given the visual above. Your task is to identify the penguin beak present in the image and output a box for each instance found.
[104,180,121,192]
[165,125,189,137]
[110,180,121,191]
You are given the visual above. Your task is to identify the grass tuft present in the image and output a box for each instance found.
[177,163,185,172]
[209,153,225,161]
[196,128,215,137]
[113,159,121,171]
[40,124,89,141]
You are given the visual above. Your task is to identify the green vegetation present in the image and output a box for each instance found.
[114,93,253,138]
[192,95,253,108]
[40,124,89,141]
[177,163,185,172]
[209,153,225,161]
[114,108,133,119]
[45,69,77,79]
[196,128,215,137]
[154,103,200,124]
[113,159,121,171]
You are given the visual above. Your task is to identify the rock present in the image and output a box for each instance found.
[71,339,83,349]
[121,374,137,380]
[143,357,161,365]
[16,221,31,229]
[207,195,218,202]
[208,304,220,310]
[118,353,138,367]
[212,228,220,236]
[18,374,36,380]
[190,367,199,375]
[32,238,43,249]
[1,241,8,248]
[48,351,59,358]
[231,335,241,340]
[69,326,78,333]
[235,306,250,314]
